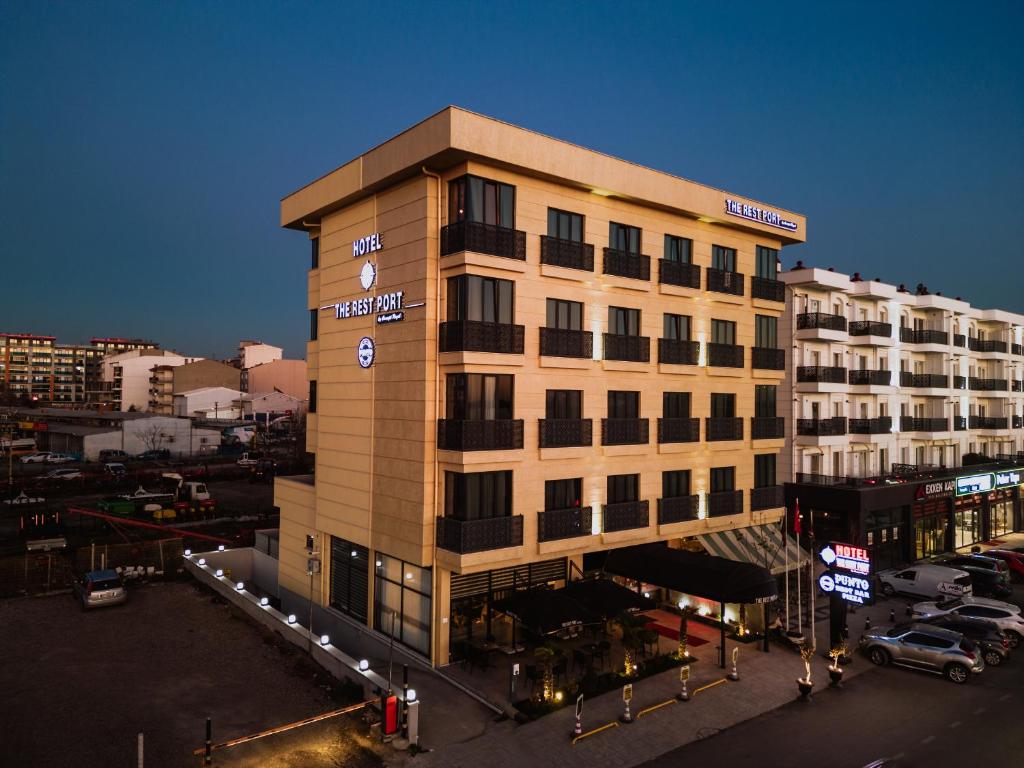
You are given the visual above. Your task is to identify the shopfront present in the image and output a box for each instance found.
[987,489,1016,539]
[953,495,983,549]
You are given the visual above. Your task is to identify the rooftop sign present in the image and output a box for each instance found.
[725,199,798,232]
[956,472,994,496]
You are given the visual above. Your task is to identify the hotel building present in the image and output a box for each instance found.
[275,107,805,666]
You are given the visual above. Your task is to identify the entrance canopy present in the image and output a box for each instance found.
[603,543,778,604]
[556,577,655,619]
[492,587,601,636]
[699,524,802,575]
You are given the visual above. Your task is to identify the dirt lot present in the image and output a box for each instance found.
[0,581,382,767]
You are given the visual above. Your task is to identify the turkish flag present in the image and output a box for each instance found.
[793,498,802,535]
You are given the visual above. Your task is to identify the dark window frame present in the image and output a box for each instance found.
[547,208,584,242]
[546,389,582,420]
[608,390,640,419]
[609,222,642,254]
[712,245,737,272]
[546,298,584,330]
[545,478,582,511]
[449,174,516,228]
[447,274,515,324]
[609,306,641,336]
[663,313,692,341]
[663,235,693,264]
[755,245,779,279]
[446,373,514,420]
[607,473,640,504]
[444,470,513,521]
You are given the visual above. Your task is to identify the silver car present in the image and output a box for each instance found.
[859,623,984,683]
[72,569,127,610]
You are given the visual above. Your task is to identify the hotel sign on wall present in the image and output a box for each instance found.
[724,198,798,232]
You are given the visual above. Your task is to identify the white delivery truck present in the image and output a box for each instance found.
[876,564,973,600]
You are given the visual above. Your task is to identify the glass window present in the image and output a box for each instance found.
[756,246,778,279]
[710,467,735,492]
[663,392,691,419]
[449,175,515,227]
[710,393,735,418]
[548,208,584,242]
[308,380,317,414]
[608,391,640,419]
[309,308,318,341]
[712,245,737,272]
[607,473,639,503]
[609,222,641,254]
[663,314,691,341]
[609,306,641,336]
[311,238,320,269]
[330,536,369,623]
[444,470,512,520]
[662,469,691,499]
[545,478,582,510]
[711,319,736,345]
[754,454,777,488]
[546,299,583,330]
[374,553,432,657]
[664,235,692,264]
[447,275,514,323]
[755,315,778,348]
[754,385,777,417]
[546,389,582,420]
[446,374,514,420]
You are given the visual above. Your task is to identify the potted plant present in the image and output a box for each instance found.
[827,642,848,686]
[797,642,815,700]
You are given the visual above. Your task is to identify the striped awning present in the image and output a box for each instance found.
[699,524,804,576]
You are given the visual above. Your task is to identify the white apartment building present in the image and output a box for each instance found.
[101,349,202,411]
[781,264,1024,482]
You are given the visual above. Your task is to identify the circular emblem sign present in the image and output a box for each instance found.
[356,337,375,369]
[359,260,377,291]
[818,573,835,593]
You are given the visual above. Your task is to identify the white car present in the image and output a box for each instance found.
[46,453,75,464]
[912,596,1024,648]
[877,564,973,600]
[44,469,83,481]
[20,452,53,464]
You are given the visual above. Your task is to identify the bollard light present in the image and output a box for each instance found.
[406,688,417,702]
[375,560,383,568]
[217,545,226,552]
[215,569,224,578]
[287,614,297,625]
[198,558,206,566]
[235,582,244,591]
[184,549,192,557]
[320,634,330,646]
[259,597,269,607]
[358,659,370,671]
[554,691,564,703]
[643,592,650,599]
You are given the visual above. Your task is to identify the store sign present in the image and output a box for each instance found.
[956,472,994,496]
[724,198,798,232]
[819,540,873,605]
[818,571,872,605]
[352,232,383,258]
[994,469,1023,489]
[356,337,375,369]
[328,290,406,320]
[916,479,955,500]
[818,543,870,576]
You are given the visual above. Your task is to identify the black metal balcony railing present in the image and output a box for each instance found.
[539,235,594,271]
[750,485,784,511]
[539,327,593,359]
[603,500,650,533]
[909,329,949,345]
[899,326,914,343]
[899,372,949,388]
[849,321,892,337]
[706,417,743,441]
[707,490,744,517]
[953,376,967,390]
[657,495,699,525]
[658,260,700,289]
[953,416,967,431]
[849,369,893,386]
[796,312,848,332]
[1013,343,1024,356]
[441,221,526,260]
[970,416,1008,429]
[953,334,966,348]
[658,338,699,365]
[849,416,893,434]
[797,366,847,383]
[538,419,593,448]
[603,248,650,281]
[796,417,847,436]
[969,338,1008,353]
[751,416,784,439]
[751,347,785,370]
[437,419,524,451]
[706,343,744,368]
[439,321,525,354]
[1013,380,1023,392]
[537,506,592,542]
[657,417,699,443]
[436,515,524,554]
[603,333,650,362]
[969,378,1009,392]
[900,417,948,432]
[794,473,849,486]
[750,276,785,302]
[601,418,649,445]
[706,267,744,296]
[1014,416,1024,429]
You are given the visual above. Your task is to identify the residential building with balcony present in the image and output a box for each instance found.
[101,349,201,412]
[273,107,804,667]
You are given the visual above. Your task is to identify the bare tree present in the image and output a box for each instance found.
[137,423,167,452]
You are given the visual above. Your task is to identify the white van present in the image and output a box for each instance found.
[877,564,973,600]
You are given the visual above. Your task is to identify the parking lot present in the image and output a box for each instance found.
[0,581,382,768]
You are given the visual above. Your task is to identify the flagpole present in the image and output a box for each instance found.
[784,505,790,629]
[809,508,816,652]
[796,498,802,637]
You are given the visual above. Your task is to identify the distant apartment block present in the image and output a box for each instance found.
[149,358,242,414]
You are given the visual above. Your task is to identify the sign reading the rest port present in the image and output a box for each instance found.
[724,199,798,232]
[353,232,383,258]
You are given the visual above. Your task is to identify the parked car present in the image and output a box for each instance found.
[136,449,171,461]
[858,622,984,683]
[98,449,129,462]
[71,569,127,610]
[917,615,1011,666]
[20,452,53,464]
[980,550,1024,581]
[103,462,127,477]
[933,555,1013,599]
[43,468,83,481]
[911,597,1024,648]
[877,564,973,599]
[46,453,75,464]
[933,553,1009,575]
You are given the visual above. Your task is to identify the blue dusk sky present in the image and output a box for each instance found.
[1,1,1021,358]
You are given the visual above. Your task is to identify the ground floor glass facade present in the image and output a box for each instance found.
[374,554,432,657]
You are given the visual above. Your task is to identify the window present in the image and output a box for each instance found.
[710,467,735,492]
[447,275,514,323]
[311,238,320,269]
[664,235,692,263]
[664,314,691,341]
[712,245,737,272]
[607,473,639,503]
[608,391,640,419]
[330,536,369,623]
[754,454,777,488]
[374,554,432,657]
[548,208,583,242]
[545,478,582,510]
[662,470,691,499]
[444,470,512,520]
[547,299,583,330]
[308,380,317,413]
[711,319,736,345]
[446,374,513,420]
[309,309,318,341]
[710,393,735,418]
[755,385,777,417]
[663,392,691,418]
[546,390,582,420]
[609,222,641,254]
[755,246,778,279]
[609,306,641,336]
[755,315,778,349]
[449,175,515,227]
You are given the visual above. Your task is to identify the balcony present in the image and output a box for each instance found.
[540,235,594,271]
[439,321,524,354]
[899,373,949,388]
[750,276,785,302]
[706,268,744,296]
[849,321,892,338]
[906,329,949,345]
[706,417,743,442]
[797,366,847,383]
[657,417,699,444]
[970,416,1008,429]
[538,419,592,448]
[953,376,967,390]
[969,338,1008,353]
[751,347,785,370]
[953,416,967,431]
[706,343,744,368]
[707,490,744,517]
[437,419,524,451]
[540,327,593,358]
[658,338,699,365]
[1013,344,1024,356]
[751,416,784,439]
[849,369,893,386]
[1014,416,1024,429]
[436,515,524,554]
[797,313,848,332]
[900,417,949,432]
[441,221,526,260]
[601,418,649,446]
[750,485,784,511]
[603,248,650,281]
[849,417,893,434]
[658,260,700,289]
[603,334,650,362]
[537,506,592,542]
[1013,380,1023,392]
[657,495,698,525]
[797,417,847,436]
[969,378,1008,392]
[953,334,966,348]
[603,500,650,533]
